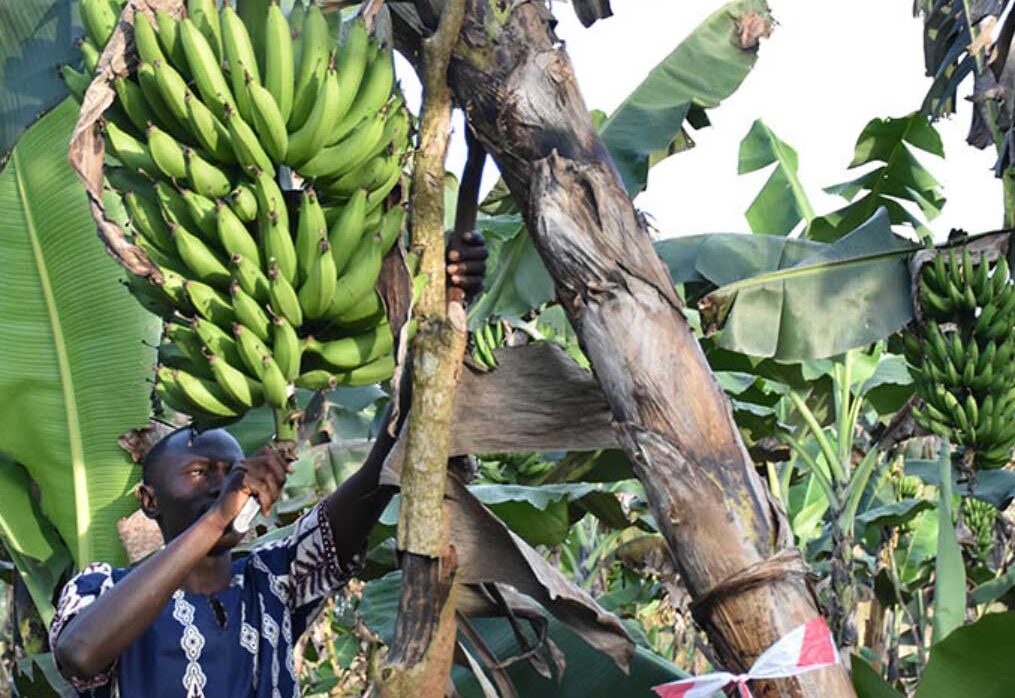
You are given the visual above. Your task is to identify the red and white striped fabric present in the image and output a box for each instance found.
[652,617,839,698]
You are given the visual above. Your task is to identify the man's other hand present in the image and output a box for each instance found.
[447,230,488,303]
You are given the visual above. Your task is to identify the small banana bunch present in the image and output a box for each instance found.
[470,319,505,369]
[904,247,1015,469]
[82,0,414,425]
[961,497,997,561]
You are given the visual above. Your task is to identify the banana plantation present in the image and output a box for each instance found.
[2,0,1015,696]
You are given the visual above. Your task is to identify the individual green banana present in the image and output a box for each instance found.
[136,61,189,137]
[151,59,191,123]
[365,104,410,163]
[330,19,369,129]
[179,18,236,120]
[254,170,296,281]
[268,261,304,326]
[322,153,397,197]
[325,233,383,320]
[184,148,232,198]
[156,367,228,421]
[105,121,158,175]
[191,315,244,368]
[298,239,337,320]
[975,303,999,337]
[272,316,302,381]
[123,275,175,318]
[187,0,223,61]
[173,223,231,287]
[333,354,395,386]
[289,3,328,130]
[304,321,396,371]
[326,189,367,274]
[264,1,295,122]
[155,9,190,76]
[186,279,236,326]
[973,254,991,306]
[297,107,385,178]
[147,123,188,179]
[327,290,384,330]
[328,47,393,144]
[294,370,336,390]
[133,12,166,65]
[80,38,101,74]
[260,353,290,408]
[377,205,406,253]
[178,188,219,239]
[165,321,204,359]
[247,76,289,162]
[154,180,195,228]
[114,78,155,133]
[230,253,271,302]
[928,252,949,295]
[295,188,327,283]
[208,353,263,408]
[173,367,243,416]
[231,282,272,341]
[217,201,261,263]
[229,182,259,222]
[155,266,189,305]
[221,4,260,123]
[184,92,237,164]
[61,65,90,103]
[81,0,119,48]
[232,323,271,378]
[919,276,953,318]
[365,165,403,208]
[285,61,339,166]
[993,256,1010,296]
[125,191,174,253]
[965,393,980,433]
[223,104,274,175]
[159,343,215,379]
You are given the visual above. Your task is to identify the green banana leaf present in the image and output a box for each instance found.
[600,0,771,195]
[0,99,160,567]
[0,456,72,626]
[466,213,554,329]
[807,113,945,242]
[851,654,904,698]
[738,119,815,235]
[932,452,966,644]
[915,612,1015,698]
[372,483,634,548]
[0,0,80,157]
[698,208,918,360]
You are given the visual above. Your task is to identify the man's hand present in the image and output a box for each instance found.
[446,230,488,303]
[209,446,293,528]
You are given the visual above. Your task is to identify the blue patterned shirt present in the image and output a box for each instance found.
[50,502,357,698]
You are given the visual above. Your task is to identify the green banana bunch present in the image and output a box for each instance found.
[95,1,413,426]
[961,497,996,561]
[904,246,1015,469]
[471,319,505,369]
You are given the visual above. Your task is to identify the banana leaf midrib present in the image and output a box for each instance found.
[13,145,92,564]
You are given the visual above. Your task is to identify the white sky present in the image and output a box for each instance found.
[397,0,1004,241]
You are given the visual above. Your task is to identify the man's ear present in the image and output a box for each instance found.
[137,482,159,519]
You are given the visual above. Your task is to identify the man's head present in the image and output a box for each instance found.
[137,427,245,551]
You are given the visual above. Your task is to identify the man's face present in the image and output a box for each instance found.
[143,429,246,554]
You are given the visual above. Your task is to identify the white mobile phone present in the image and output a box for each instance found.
[232,496,260,534]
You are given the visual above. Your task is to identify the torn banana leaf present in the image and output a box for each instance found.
[698,208,918,360]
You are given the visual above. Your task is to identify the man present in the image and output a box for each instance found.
[50,233,487,697]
